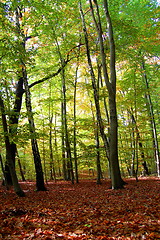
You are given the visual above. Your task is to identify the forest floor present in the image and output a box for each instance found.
[0,177,160,240]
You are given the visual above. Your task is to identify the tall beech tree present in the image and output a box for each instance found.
[80,0,124,189]
[14,6,46,191]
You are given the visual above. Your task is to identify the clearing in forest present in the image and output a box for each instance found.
[0,177,160,239]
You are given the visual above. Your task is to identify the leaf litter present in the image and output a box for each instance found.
[0,177,160,239]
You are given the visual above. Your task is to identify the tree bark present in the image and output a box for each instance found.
[0,153,9,189]
[103,0,124,189]
[22,67,46,191]
[62,68,74,184]
[142,60,160,177]
[3,77,24,185]
[54,35,74,184]
[0,93,25,197]
[14,7,46,191]
[80,1,110,165]
[49,115,56,181]
[61,102,67,180]
[16,149,26,181]
[73,61,79,183]
[81,0,124,188]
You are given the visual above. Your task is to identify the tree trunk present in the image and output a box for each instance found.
[0,93,25,197]
[54,35,74,184]
[54,114,62,177]
[61,102,67,180]
[49,115,56,181]
[95,121,102,184]
[0,153,9,189]
[142,60,160,177]
[129,110,149,177]
[81,0,124,188]
[109,93,123,188]
[103,0,124,188]
[14,7,46,191]
[73,62,79,183]
[22,67,46,191]
[16,149,26,181]
[89,74,102,184]
[80,1,110,165]
[3,77,24,185]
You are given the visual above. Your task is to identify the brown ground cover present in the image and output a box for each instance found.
[0,177,160,239]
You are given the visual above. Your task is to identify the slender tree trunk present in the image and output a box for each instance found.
[14,7,46,191]
[54,36,74,184]
[16,149,26,181]
[130,110,149,176]
[73,61,79,183]
[62,70,74,183]
[89,72,102,184]
[80,0,124,189]
[90,98,102,184]
[99,65,110,126]
[3,77,24,185]
[54,115,61,177]
[0,153,9,189]
[142,60,160,177]
[63,88,74,182]
[22,67,46,191]
[17,158,26,182]
[0,93,25,196]
[131,127,136,177]
[61,102,67,180]
[99,64,111,177]
[49,115,56,181]
[95,121,102,184]
[80,1,110,164]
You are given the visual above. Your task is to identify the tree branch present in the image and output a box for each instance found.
[28,59,70,89]
[28,43,83,89]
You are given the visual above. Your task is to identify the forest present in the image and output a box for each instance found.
[0,0,160,238]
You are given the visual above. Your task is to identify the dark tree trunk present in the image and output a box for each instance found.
[14,7,46,191]
[109,93,123,188]
[0,154,9,189]
[61,102,67,180]
[0,93,25,197]
[3,77,24,185]
[103,0,124,189]
[22,67,46,191]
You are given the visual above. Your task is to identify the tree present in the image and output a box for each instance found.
[80,0,124,189]
[0,92,25,197]
[141,59,160,177]
[13,6,46,191]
